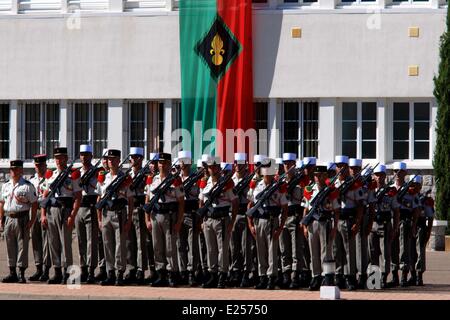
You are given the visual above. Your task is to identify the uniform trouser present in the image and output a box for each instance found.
[47,207,73,269]
[102,209,127,272]
[31,213,51,267]
[126,207,148,271]
[335,218,357,276]
[98,229,106,268]
[146,229,155,269]
[391,219,413,272]
[308,219,334,277]
[199,231,208,270]
[255,217,279,277]
[5,215,30,268]
[203,216,231,273]
[410,221,427,274]
[177,214,201,273]
[75,206,98,269]
[279,215,305,272]
[230,214,254,273]
[151,211,179,272]
[369,220,392,274]
[356,213,370,276]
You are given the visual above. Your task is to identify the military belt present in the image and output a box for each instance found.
[207,206,230,219]
[185,199,199,213]
[256,206,280,219]
[400,209,412,221]
[107,198,128,211]
[154,202,178,215]
[287,204,302,216]
[6,210,29,218]
[340,208,356,220]
[80,195,98,208]
[133,195,146,208]
[237,203,248,215]
[318,211,333,222]
[51,197,74,209]
[375,211,392,224]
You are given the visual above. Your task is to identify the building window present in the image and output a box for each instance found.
[159,103,165,152]
[24,102,60,159]
[73,101,108,157]
[282,101,319,157]
[283,0,318,3]
[129,102,146,150]
[0,103,9,159]
[393,102,430,160]
[254,102,268,155]
[342,101,377,159]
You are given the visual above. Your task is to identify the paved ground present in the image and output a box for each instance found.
[0,238,448,300]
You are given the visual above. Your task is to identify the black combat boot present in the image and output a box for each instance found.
[62,268,71,285]
[179,271,189,286]
[345,275,356,291]
[289,271,300,289]
[309,276,322,291]
[202,272,218,288]
[417,272,424,286]
[2,267,18,283]
[280,271,291,289]
[152,270,169,287]
[101,270,116,286]
[18,268,27,284]
[322,273,335,287]
[357,273,368,289]
[400,271,408,287]
[145,266,158,284]
[217,272,228,289]
[299,271,309,288]
[95,266,107,282]
[169,272,180,287]
[39,265,50,282]
[80,266,89,283]
[124,268,137,285]
[48,267,63,284]
[189,271,199,287]
[86,267,96,284]
[335,274,346,289]
[407,271,417,286]
[381,273,388,289]
[29,264,43,281]
[255,276,268,290]
[267,276,276,290]
[240,272,252,288]
[387,271,399,288]
[116,271,124,286]
[136,270,145,286]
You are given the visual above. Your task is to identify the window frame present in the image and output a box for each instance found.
[21,100,60,161]
[254,100,269,156]
[391,100,432,162]
[127,100,148,157]
[281,99,319,158]
[0,101,10,160]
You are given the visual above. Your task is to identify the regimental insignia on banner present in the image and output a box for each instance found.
[195,14,242,81]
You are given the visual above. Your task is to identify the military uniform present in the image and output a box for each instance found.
[247,175,288,289]
[29,167,52,281]
[178,167,202,285]
[334,175,364,289]
[147,163,184,287]
[369,181,400,287]
[1,162,38,283]
[97,162,133,286]
[230,170,254,287]
[76,147,100,284]
[95,160,109,282]
[304,181,340,290]
[42,148,82,284]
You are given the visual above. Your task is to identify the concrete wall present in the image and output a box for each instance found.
[0,10,446,100]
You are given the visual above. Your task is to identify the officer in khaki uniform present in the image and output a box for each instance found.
[408,176,432,286]
[334,155,365,291]
[29,154,52,282]
[390,162,419,287]
[229,152,254,288]
[301,165,340,290]
[279,153,306,289]
[0,160,38,283]
[197,155,211,283]
[369,164,400,288]
[76,144,100,284]
[125,147,148,285]
[177,151,202,286]
[146,152,185,287]
[41,147,82,284]
[199,157,238,289]
[96,149,134,286]
[247,158,288,290]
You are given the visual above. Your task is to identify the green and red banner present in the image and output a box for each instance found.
[179,0,254,162]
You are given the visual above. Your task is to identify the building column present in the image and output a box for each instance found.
[431,98,438,162]
[109,0,123,12]
[377,99,387,164]
[59,100,71,156]
[268,98,281,159]
[11,0,18,14]
[108,99,125,155]
[9,101,20,160]
[318,0,338,9]
[163,99,173,154]
[318,98,338,162]
[166,0,174,11]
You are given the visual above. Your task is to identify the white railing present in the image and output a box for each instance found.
[67,0,108,11]
[0,0,12,12]
[124,0,165,12]
[18,0,61,13]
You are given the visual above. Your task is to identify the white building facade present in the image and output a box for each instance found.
[0,0,447,186]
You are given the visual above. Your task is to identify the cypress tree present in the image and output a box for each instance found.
[433,5,450,222]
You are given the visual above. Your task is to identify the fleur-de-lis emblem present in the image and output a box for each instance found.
[210,34,225,66]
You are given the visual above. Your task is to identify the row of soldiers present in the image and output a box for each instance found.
[0,147,434,290]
